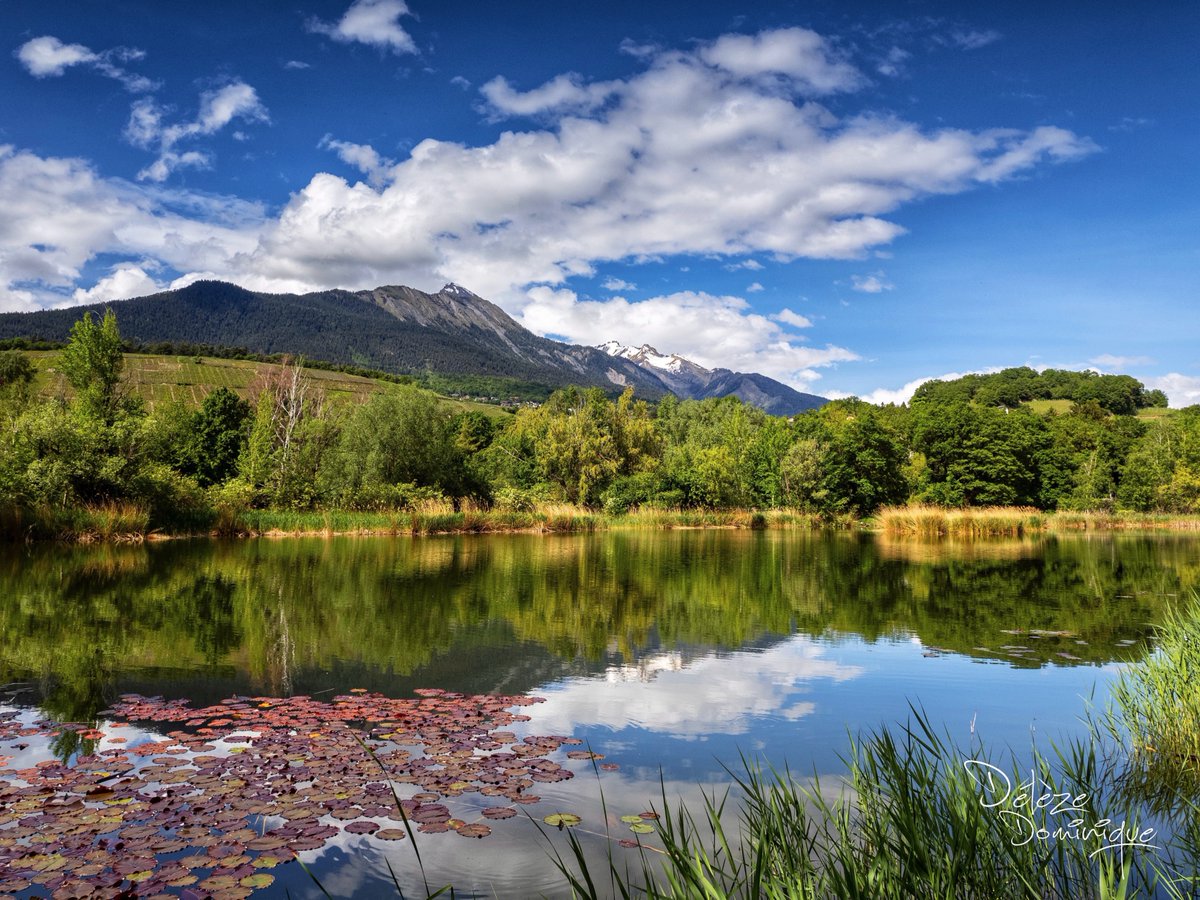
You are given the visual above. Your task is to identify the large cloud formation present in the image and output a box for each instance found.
[2,27,1095,389]
[254,28,1092,299]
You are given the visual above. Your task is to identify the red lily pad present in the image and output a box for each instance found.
[481,807,516,820]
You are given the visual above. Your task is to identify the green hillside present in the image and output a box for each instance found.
[27,351,512,418]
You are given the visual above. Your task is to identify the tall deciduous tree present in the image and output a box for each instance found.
[59,309,125,422]
[188,388,252,487]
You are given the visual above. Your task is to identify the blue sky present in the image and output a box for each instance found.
[2,0,1197,404]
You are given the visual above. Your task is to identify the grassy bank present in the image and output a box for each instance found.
[0,500,834,542]
[232,504,827,537]
[553,602,1200,899]
[876,504,1200,537]
[8,500,1200,542]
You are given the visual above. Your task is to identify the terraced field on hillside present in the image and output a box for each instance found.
[27,352,509,416]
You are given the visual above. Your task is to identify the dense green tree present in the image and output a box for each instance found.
[321,385,466,506]
[59,309,125,422]
[820,413,909,515]
[0,349,34,389]
[912,403,1051,507]
[188,388,252,487]
[0,349,35,418]
[1043,403,1146,511]
[779,437,825,511]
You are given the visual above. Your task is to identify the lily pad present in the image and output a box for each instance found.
[481,806,516,820]
[543,813,581,829]
[566,751,604,760]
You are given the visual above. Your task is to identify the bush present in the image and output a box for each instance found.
[493,484,552,512]
[128,462,210,531]
[340,481,447,511]
[601,472,661,515]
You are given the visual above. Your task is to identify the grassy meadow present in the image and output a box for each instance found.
[26,350,510,418]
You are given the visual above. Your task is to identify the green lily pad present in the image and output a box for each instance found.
[543,812,581,829]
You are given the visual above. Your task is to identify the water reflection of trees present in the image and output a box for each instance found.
[0,532,1195,723]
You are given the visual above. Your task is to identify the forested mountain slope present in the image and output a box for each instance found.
[0,281,666,399]
[0,281,830,412]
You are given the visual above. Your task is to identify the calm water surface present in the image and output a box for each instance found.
[1,530,1195,896]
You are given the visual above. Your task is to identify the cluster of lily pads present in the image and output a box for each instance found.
[0,688,643,899]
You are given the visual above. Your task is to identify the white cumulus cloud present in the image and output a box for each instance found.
[831,369,999,405]
[698,28,863,94]
[850,271,894,293]
[319,135,395,187]
[126,82,269,182]
[1145,374,1200,409]
[308,0,417,55]
[481,74,619,117]
[518,286,854,390]
[15,35,155,92]
[773,308,813,328]
[235,29,1094,306]
[727,259,764,271]
[0,145,262,311]
[71,263,164,305]
[16,35,95,76]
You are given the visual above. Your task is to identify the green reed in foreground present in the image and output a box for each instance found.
[548,604,1200,899]
[1110,600,1200,807]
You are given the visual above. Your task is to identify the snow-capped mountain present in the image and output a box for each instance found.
[598,341,826,415]
[597,341,711,379]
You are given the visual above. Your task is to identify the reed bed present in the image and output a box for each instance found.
[876,504,1046,537]
[553,721,1194,900]
[549,601,1200,899]
[21,499,1200,541]
[227,505,824,538]
[1110,600,1200,800]
[617,508,827,530]
[878,505,1200,537]
[0,501,152,542]
[1050,511,1200,532]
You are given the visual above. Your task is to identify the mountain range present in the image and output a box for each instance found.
[0,281,826,414]
[597,341,825,415]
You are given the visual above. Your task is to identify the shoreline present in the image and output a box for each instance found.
[8,504,1200,543]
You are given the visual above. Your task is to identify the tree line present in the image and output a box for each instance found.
[1,310,1197,534]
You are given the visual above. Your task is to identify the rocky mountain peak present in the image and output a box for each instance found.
[439,282,479,299]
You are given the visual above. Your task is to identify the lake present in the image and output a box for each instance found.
[0,530,1194,897]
